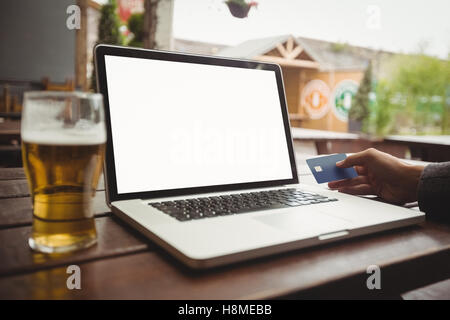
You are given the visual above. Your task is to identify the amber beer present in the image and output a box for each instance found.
[22,92,106,253]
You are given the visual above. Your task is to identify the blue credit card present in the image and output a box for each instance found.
[306,153,358,184]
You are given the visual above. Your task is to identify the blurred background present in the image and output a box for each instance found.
[0,0,449,167]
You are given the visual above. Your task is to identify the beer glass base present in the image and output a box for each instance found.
[28,236,97,254]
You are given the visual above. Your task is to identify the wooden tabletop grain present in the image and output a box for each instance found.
[0,163,449,300]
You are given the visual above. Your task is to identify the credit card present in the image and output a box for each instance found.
[306,153,358,184]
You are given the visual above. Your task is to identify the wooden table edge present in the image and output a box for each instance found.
[245,244,450,299]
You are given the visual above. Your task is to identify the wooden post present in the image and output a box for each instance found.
[3,85,10,114]
[75,0,88,91]
[143,0,159,49]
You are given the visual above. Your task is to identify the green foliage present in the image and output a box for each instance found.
[330,42,348,53]
[392,54,449,134]
[98,0,123,45]
[391,54,448,97]
[226,0,248,8]
[90,0,123,91]
[349,62,372,123]
[372,53,450,135]
[127,13,144,48]
[368,81,395,136]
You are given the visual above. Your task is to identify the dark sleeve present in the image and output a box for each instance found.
[417,162,450,222]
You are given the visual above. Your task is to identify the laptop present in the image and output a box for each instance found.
[95,44,425,269]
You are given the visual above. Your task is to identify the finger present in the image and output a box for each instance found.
[355,165,367,175]
[336,149,375,168]
[337,184,375,196]
[328,175,369,189]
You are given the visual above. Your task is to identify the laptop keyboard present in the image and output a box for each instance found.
[148,188,337,222]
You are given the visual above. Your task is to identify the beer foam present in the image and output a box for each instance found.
[22,128,107,145]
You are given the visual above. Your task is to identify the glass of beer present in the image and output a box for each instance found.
[21,92,106,253]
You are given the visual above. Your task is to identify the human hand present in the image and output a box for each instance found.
[327,148,425,204]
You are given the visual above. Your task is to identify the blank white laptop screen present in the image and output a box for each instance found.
[104,55,293,194]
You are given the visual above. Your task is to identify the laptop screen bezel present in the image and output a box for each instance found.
[95,44,298,202]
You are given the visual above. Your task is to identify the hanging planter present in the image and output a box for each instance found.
[225,0,258,18]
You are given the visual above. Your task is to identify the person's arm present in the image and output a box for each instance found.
[418,162,450,222]
[327,148,450,221]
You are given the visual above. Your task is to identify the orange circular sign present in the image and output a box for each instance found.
[301,80,330,119]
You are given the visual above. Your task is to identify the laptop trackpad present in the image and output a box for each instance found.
[254,207,350,237]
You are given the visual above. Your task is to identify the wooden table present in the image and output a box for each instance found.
[0,160,449,299]
[291,128,450,161]
[385,135,450,162]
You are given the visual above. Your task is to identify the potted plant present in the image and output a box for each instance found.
[225,0,258,18]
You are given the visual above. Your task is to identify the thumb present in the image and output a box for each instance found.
[336,159,346,167]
